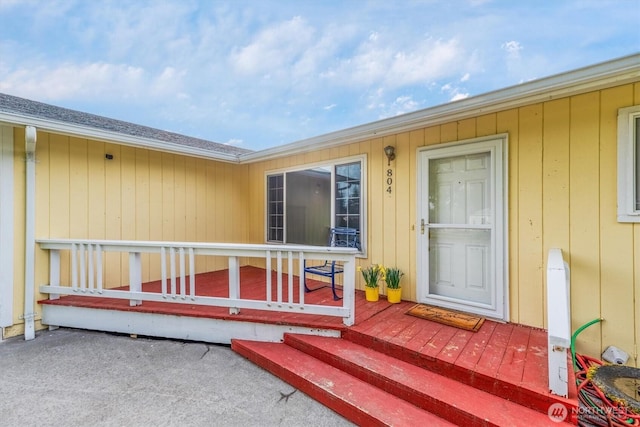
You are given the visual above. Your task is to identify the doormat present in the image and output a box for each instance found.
[405,304,485,332]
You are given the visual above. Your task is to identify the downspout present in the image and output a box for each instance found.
[23,125,36,340]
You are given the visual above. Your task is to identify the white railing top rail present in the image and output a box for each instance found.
[37,239,358,259]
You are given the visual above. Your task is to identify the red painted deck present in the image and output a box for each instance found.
[40,266,577,421]
[40,266,389,329]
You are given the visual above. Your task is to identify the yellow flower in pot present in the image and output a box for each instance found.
[358,265,383,302]
[384,267,404,303]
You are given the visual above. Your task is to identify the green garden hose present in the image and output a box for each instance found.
[571,317,603,370]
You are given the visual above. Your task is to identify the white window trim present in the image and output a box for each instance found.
[264,154,367,257]
[617,105,640,222]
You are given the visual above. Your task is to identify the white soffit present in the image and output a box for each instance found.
[0,111,242,163]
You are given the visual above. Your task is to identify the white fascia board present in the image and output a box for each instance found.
[240,53,640,164]
[0,112,242,163]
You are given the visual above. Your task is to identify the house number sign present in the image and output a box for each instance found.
[386,168,393,193]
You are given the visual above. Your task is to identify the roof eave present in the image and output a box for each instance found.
[239,53,640,164]
[0,111,242,163]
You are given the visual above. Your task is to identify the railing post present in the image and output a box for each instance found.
[129,252,142,306]
[229,256,240,315]
[547,248,570,397]
[342,255,356,326]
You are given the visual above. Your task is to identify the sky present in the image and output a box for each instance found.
[0,1,638,151]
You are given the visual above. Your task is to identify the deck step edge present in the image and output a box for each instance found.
[284,333,570,426]
[341,327,578,418]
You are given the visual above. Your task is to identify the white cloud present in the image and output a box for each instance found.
[450,92,469,101]
[326,35,465,88]
[502,40,523,57]
[460,73,471,82]
[229,16,316,76]
[440,81,469,103]
[0,62,147,100]
[375,94,422,119]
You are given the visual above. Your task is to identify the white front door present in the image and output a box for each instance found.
[417,136,507,320]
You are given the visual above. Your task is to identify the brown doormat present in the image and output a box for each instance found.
[406,304,485,332]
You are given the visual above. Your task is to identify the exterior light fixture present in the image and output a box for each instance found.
[384,145,396,166]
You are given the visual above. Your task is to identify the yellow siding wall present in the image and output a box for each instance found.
[246,82,640,362]
[7,82,640,361]
[10,129,249,332]
[11,130,26,337]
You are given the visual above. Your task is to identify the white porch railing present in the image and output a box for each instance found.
[546,248,571,397]
[37,239,358,326]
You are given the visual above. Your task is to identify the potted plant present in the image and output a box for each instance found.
[384,267,404,303]
[358,265,383,302]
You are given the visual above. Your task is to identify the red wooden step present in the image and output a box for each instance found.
[342,326,577,420]
[231,339,455,427]
[284,333,570,426]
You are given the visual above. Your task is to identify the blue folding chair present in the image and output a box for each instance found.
[303,227,359,300]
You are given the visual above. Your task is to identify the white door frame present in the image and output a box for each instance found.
[417,134,508,321]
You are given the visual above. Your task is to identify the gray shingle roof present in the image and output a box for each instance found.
[0,92,252,156]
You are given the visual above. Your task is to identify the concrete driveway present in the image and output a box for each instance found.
[0,328,353,427]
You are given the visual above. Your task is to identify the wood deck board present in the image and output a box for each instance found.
[520,326,550,389]
[475,322,514,378]
[373,304,419,343]
[402,316,445,353]
[388,315,423,347]
[497,322,531,384]
[454,320,497,371]
[435,329,474,364]
[421,325,460,358]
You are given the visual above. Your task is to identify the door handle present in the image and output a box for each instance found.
[421,219,426,234]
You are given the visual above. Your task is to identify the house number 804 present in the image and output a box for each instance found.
[386,168,393,193]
